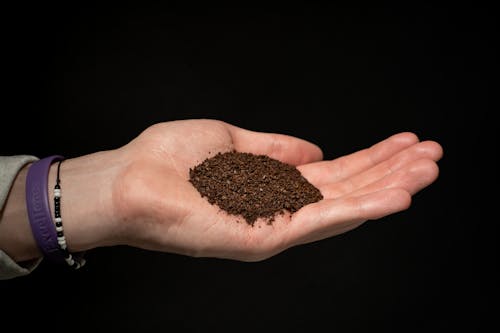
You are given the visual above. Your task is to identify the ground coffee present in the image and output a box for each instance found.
[189,151,323,225]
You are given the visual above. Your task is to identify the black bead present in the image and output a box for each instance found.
[57,231,64,237]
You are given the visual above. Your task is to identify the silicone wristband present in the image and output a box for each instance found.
[26,155,65,263]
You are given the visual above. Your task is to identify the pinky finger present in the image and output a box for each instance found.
[286,188,412,247]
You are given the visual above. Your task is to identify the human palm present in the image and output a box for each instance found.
[114,119,442,261]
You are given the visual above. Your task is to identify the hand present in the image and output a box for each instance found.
[91,119,442,261]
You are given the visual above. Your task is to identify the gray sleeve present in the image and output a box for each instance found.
[0,155,42,280]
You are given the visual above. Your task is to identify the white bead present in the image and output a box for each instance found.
[56,226,63,232]
[55,217,62,223]
[57,236,65,242]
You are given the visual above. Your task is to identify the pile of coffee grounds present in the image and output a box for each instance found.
[189,151,323,225]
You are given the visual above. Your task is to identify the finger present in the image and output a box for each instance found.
[317,141,442,197]
[298,132,420,185]
[321,158,440,199]
[285,188,411,246]
[226,124,323,166]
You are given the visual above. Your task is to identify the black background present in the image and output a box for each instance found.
[1,2,496,330]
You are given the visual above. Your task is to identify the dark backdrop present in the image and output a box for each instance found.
[1,2,496,330]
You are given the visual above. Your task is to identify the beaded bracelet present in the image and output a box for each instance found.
[53,160,85,269]
[26,155,85,269]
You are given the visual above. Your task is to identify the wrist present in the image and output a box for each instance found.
[47,149,126,253]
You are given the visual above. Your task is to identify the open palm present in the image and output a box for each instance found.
[114,119,442,261]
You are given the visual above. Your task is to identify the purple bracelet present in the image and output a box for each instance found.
[26,155,66,263]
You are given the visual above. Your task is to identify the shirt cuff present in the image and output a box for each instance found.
[0,249,42,280]
[0,155,40,280]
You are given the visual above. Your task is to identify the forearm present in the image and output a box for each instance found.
[0,150,125,262]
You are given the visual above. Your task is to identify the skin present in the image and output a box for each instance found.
[0,119,443,263]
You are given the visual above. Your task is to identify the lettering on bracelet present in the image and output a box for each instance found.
[30,180,55,250]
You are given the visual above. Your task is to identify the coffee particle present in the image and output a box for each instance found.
[189,151,323,225]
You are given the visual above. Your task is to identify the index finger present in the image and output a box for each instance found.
[298,132,420,185]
